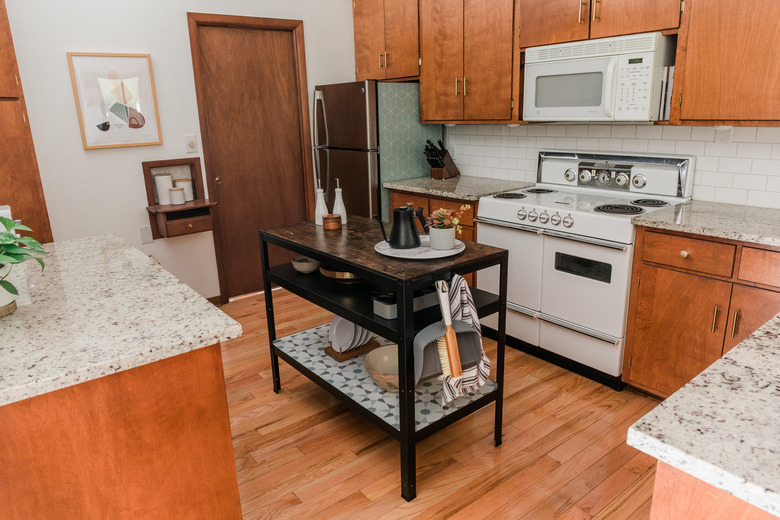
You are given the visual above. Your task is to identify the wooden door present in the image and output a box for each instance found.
[590,0,681,39]
[353,0,386,80]
[680,0,780,120]
[420,0,464,121]
[383,0,420,79]
[188,14,314,302]
[722,285,780,355]
[0,0,20,98]
[516,0,590,48]
[628,265,731,397]
[463,0,513,120]
[0,101,52,243]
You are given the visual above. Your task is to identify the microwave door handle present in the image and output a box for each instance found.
[603,58,618,119]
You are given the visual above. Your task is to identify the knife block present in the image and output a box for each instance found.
[431,152,460,179]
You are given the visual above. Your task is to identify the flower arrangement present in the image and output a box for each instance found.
[426,204,471,235]
[0,216,46,297]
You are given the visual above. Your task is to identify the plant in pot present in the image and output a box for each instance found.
[0,216,46,317]
[425,204,471,250]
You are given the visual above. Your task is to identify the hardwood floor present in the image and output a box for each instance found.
[219,289,659,519]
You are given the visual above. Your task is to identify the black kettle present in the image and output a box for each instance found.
[375,206,428,249]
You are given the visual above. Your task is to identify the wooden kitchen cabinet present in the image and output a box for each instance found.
[0,0,20,98]
[353,0,419,81]
[673,0,780,122]
[517,0,682,48]
[624,227,780,398]
[420,0,514,122]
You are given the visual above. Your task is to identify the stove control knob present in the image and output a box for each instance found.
[615,172,630,186]
[578,169,593,183]
[596,170,611,186]
[539,211,550,224]
[550,213,562,225]
[632,174,647,189]
[562,215,574,228]
[564,168,577,182]
[528,210,538,222]
[516,208,527,220]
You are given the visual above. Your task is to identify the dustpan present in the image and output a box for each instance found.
[413,320,482,384]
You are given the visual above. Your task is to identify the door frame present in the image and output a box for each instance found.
[187,12,315,304]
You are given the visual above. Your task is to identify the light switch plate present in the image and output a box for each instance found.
[140,225,154,244]
[184,134,198,153]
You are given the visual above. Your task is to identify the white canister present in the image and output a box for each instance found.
[169,187,186,205]
[175,178,194,201]
[154,173,173,205]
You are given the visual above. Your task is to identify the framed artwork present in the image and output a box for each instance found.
[67,53,162,149]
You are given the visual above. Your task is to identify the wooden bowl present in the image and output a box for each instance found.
[364,345,399,393]
[291,255,320,274]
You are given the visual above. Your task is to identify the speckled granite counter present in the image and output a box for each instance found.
[0,234,241,406]
[627,313,780,517]
[632,200,780,247]
[383,176,532,201]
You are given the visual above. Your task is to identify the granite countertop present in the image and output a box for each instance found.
[383,176,533,201]
[633,200,780,247]
[0,234,242,407]
[627,312,780,517]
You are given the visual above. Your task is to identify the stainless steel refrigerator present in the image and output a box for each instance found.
[314,80,380,219]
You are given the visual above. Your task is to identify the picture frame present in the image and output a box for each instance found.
[67,53,162,150]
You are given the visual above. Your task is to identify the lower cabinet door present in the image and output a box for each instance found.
[722,284,780,355]
[628,265,732,397]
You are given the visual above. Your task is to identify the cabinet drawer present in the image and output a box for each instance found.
[642,232,735,277]
[739,247,780,289]
[429,197,475,227]
[163,215,213,237]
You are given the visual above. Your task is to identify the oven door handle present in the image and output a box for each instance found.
[539,313,622,345]
[474,216,544,235]
[541,229,630,251]
[507,302,540,319]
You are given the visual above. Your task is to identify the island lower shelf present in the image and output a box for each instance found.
[274,324,498,439]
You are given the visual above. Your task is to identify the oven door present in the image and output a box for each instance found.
[523,56,618,121]
[540,234,633,339]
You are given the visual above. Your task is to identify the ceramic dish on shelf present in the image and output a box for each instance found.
[331,316,356,352]
[364,345,399,393]
[374,235,465,260]
[291,255,320,274]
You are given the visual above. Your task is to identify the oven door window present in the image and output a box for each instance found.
[554,252,612,284]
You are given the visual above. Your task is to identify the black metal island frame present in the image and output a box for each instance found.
[258,216,508,501]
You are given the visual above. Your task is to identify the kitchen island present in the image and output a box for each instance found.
[0,235,242,518]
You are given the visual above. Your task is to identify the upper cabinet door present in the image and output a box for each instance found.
[420,0,464,121]
[0,0,21,98]
[680,0,780,121]
[463,0,513,120]
[353,0,386,81]
[517,0,590,49]
[383,0,419,79]
[590,0,682,39]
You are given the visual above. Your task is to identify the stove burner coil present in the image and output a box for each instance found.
[524,188,556,194]
[631,199,670,207]
[494,192,527,199]
[594,204,645,215]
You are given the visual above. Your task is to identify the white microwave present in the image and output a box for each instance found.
[523,32,673,122]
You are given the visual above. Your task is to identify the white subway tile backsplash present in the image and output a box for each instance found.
[450,124,780,209]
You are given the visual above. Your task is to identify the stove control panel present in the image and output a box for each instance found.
[577,161,631,191]
[515,206,573,228]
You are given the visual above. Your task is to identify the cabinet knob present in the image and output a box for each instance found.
[679,250,689,258]
[215,176,223,184]
[187,223,193,229]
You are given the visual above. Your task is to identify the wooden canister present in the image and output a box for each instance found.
[322,214,342,230]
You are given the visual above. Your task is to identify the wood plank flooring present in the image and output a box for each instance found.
[219,289,659,519]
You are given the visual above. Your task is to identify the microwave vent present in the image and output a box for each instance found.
[525,32,661,63]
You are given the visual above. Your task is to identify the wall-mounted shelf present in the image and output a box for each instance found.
[142,157,217,239]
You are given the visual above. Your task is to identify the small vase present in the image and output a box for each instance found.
[429,227,456,250]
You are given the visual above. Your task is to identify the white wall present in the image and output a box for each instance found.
[447,124,780,209]
[6,0,356,297]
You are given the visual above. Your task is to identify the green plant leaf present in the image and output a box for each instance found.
[0,254,16,264]
[16,236,44,249]
[32,257,44,270]
[0,279,18,296]
[0,217,14,232]
[2,244,28,255]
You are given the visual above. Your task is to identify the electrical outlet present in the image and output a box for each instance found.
[714,126,732,145]
[184,134,198,153]
[140,225,154,244]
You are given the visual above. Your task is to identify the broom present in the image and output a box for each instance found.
[435,280,462,378]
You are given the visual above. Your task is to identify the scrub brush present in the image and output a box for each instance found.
[435,280,462,378]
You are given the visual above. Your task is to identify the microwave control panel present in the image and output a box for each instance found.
[615,53,656,120]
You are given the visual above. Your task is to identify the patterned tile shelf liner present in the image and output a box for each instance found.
[274,325,497,431]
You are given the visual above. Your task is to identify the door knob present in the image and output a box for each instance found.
[215,177,223,184]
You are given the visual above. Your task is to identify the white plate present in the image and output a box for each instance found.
[331,317,356,352]
[355,327,372,347]
[374,235,465,260]
[348,325,365,350]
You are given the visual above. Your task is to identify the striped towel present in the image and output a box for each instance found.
[438,274,491,406]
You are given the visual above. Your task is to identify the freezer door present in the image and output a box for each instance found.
[314,81,377,150]
[315,148,379,218]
